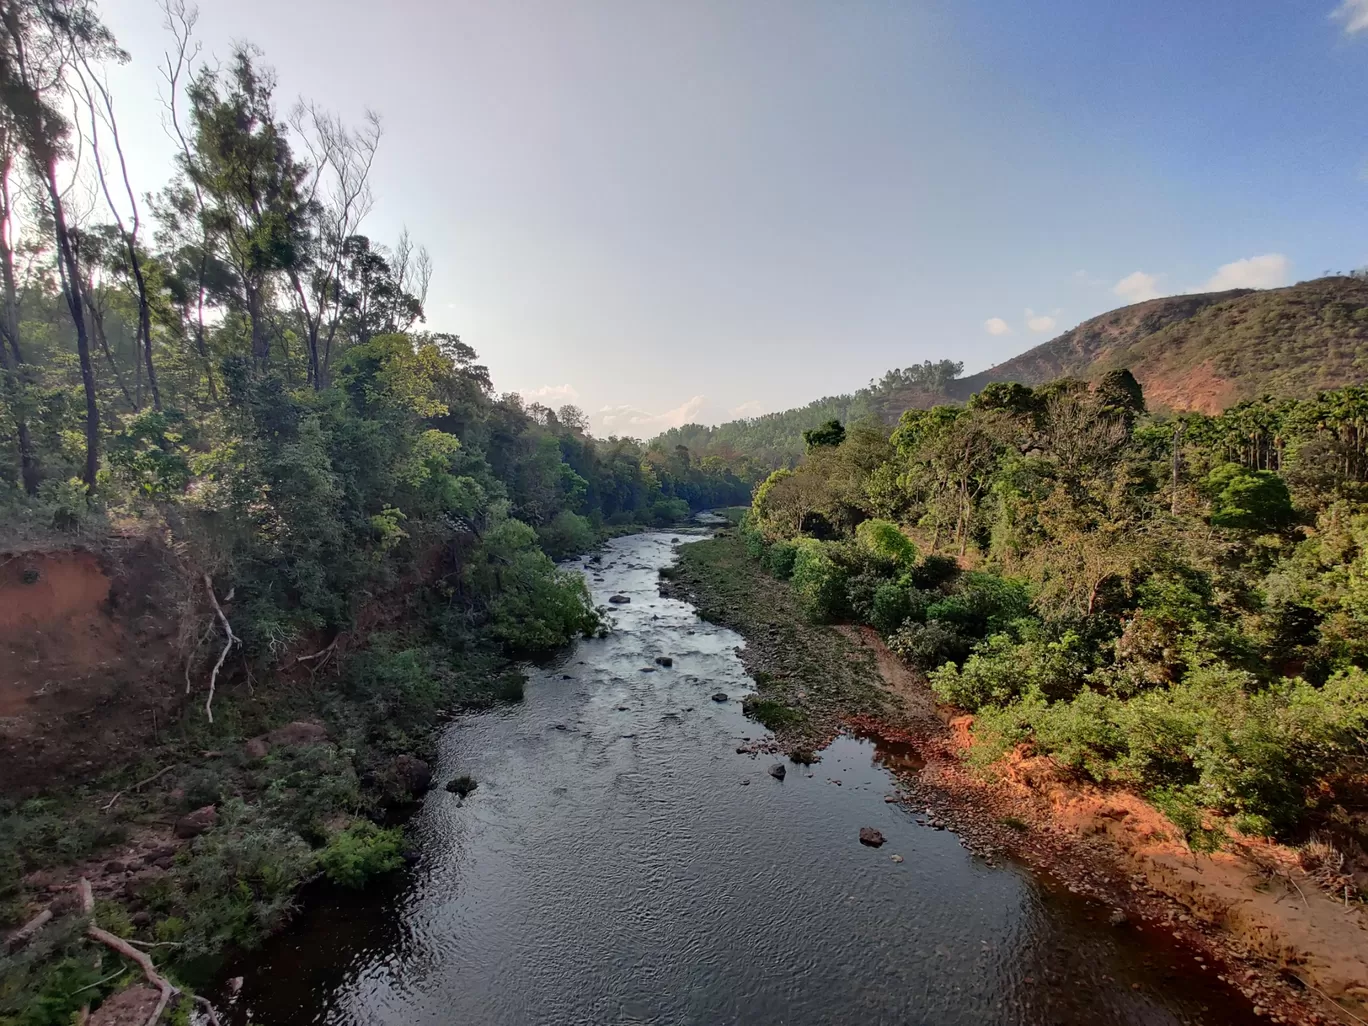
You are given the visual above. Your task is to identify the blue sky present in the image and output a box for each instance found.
[101,0,1368,435]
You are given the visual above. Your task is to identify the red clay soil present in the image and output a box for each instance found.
[839,626,1368,1026]
[0,541,186,794]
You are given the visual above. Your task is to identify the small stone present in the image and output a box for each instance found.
[608,594,631,604]
[890,854,904,863]
[883,795,899,803]
[654,656,673,667]
[711,692,728,702]
[768,763,786,780]
[617,706,630,711]
[859,827,885,847]
[103,860,127,875]
[1109,910,1129,927]
[739,779,750,786]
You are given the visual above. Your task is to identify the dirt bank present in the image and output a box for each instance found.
[669,530,1368,1026]
[0,538,188,794]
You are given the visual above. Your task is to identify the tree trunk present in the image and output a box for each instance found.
[45,162,98,488]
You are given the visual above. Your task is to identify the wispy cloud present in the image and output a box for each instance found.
[1332,0,1368,35]
[983,317,1012,336]
[1113,271,1163,304]
[521,383,580,403]
[596,395,707,436]
[1025,308,1058,333]
[729,400,765,418]
[1194,253,1290,292]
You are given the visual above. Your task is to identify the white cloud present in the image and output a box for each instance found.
[1025,308,1058,333]
[595,395,707,437]
[729,400,764,419]
[983,317,1012,336]
[1195,253,1291,292]
[521,383,580,403]
[1113,271,1164,304]
[1332,0,1368,35]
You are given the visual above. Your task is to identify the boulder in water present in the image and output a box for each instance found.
[859,827,885,847]
[768,763,786,780]
[608,594,630,604]
[654,656,673,667]
[711,692,728,702]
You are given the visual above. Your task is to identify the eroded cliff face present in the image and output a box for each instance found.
[0,540,186,795]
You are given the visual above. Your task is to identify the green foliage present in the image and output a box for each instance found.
[854,518,918,568]
[888,619,968,670]
[316,821,404,888]
[789,539,848,622]
[802,418,846,451]
[536,510,596,560]
[870,582,923,635]
[1204,462,1294,531]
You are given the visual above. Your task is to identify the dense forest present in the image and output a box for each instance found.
[0,2,748,1019]
[745,372,1368,848]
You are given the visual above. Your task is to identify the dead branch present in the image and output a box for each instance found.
[184,619,212,695]
[3,908,52,951]
[79,876,94,914]
[295,637,339,663]
[203,574,237,723]
[102,764,176,812]
[87,924,176,1025]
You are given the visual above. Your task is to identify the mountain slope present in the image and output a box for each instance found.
[952,276,1368,412]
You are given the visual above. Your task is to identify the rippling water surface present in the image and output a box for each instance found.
[226,529,1259,1026]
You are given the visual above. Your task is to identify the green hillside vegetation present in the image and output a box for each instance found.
[664,276,1368,477]
[744,372,1368,850]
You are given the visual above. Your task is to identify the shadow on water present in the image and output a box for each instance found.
[220,528,1264,1026]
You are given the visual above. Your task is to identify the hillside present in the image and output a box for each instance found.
[662,276,1368,469]
[953,276,1368,412]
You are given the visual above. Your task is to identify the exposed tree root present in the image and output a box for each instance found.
[102,765,176,812]
[3,908,52,951]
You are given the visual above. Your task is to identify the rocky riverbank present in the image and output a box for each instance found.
[665,526,1368,1026]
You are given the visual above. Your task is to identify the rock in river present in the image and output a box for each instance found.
[654,656,673,667]
[711,692,728,702]
[768,763,786,780]
[858,827,886,848]
[608,594,631,604]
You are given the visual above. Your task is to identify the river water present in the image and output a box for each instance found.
[225,529,1260,1026]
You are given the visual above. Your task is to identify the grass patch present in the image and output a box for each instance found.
[742,697,808,731]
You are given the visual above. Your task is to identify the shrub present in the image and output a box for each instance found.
[854,519,918,569]
[870,582,919,635]
[1204,463,1294,532]
[908,553,960,590]
[763,539,798,579]
[536,510,596,560]
[929,629,1089,710]
[317,821,405,889]
[888,619,968,670]
[789,539,848,621]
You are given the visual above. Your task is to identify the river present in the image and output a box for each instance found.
[223,528,1261,1025]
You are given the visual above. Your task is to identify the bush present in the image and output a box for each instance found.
[789,539,848,622]
[763,539,798,579]
[927,572,1031,637]
[1205,463,1294,532]
[908,553,960,590]
[870,582,921,635]
[888,619,968,670]
[929,629,1089,710]
[316,821,405,889]
[536,510,596,560]
[854,519,918,569]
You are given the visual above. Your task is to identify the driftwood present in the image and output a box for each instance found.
[202,575,238,724]
[3,908,52,951]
